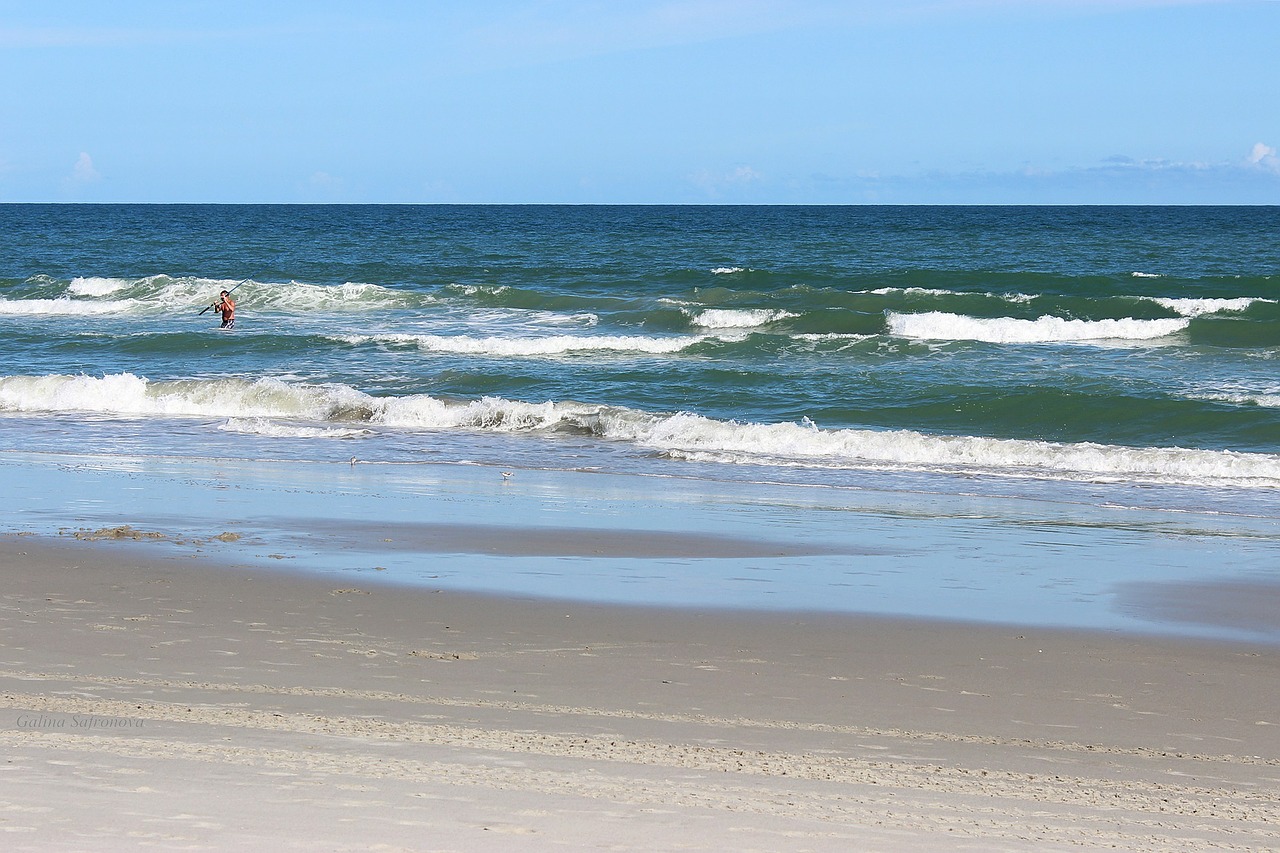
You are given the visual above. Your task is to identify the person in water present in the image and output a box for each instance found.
[213,290,235,329]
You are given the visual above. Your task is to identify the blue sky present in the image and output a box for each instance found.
[2,0,1278,204]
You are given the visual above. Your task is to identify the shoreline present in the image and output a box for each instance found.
[2,536,1278,849]
[5,450,1280,646]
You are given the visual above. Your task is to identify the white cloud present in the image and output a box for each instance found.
[69,152,101,184]
[788,142,1280,204]
[59,152,102,197]
[1247,142,1279,172]
[688,165,763,197]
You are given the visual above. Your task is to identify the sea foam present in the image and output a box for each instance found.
[5,276,416,316]
[886,311,1189,344]
[0,298,128,316]
[644,414,1280,488]
[335,332,709,357]
[1151,297,1265,317]
[219,417,374,439]
[690,308,794,329]
[0,373,368,420]
[3,372,1278,489]
[68,277,131,297]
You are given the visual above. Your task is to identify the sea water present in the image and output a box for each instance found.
[1,205,1277,639]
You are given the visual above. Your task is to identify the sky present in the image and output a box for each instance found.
[1,0,1278,204]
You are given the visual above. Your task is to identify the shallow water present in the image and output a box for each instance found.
[8,449,1277,644]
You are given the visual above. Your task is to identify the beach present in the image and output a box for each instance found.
[2,533,1277,851]
[2,204,1278,848]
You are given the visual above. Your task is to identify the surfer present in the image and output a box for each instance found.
[212,290,235,329]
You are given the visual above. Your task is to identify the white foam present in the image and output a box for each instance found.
[690,308,794,329]
[4,373,1278,488]
[257,280,414,311]
[68,277,130,297]
[0,298,128,316]
[864,286,955,297]
[445,284,511,297]
[376,395,579,431]
[1131,271,1163,278]
[5,276,414,316]
[886,311,1189,344]
[1194,391,1280,408]
[860,287,1036,304]
[639,414,1280,488]
[545,312,599,327]
[794,333,874,342]
[219,417,374,439]
[335,332,707,357]
[0,373,372,420]
[368,395,1280,488]
[1151,297,1263,317]
[710,267,748,274]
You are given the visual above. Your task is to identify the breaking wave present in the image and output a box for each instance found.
[2,372,1277,489]
[689,308,795,329]
[1151,297,1268,317]
[886,311,1190,344]
[2,275,416,316]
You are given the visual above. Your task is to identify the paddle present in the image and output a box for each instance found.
[198,276,253,316]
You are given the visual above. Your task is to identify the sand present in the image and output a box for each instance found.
[1,535,1278,851]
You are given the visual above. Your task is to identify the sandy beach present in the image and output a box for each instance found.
[1,534,1277,851]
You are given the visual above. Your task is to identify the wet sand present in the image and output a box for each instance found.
[1,535,1277,851]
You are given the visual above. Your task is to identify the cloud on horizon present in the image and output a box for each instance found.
[1247,142,1280,173]
[67,152,100,185]
[794,143,1280,204]
[688,165,764,198]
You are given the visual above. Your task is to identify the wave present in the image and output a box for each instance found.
[1151,297,1270,317]
[859,286,1038,302]
[1194,391,1280,409]
[68,277,131,297]
[0,373,368,420]
[334,332,711,357]
[2,372,1277,488]
[886,311,1189,344]
[647,415,1280,488]
[689,308,795,329]
[4,275,417,316]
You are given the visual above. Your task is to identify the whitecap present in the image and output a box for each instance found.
[68,277,131,297]
[1151,297,1264,317]
[885,311,1189,344]
[690,308,794,329]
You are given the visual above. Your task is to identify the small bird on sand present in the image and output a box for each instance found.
[501,471,514,480]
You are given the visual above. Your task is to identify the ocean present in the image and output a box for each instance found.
[2,204,1278,638]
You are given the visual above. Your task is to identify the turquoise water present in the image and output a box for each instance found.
[1,204,1278,637]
